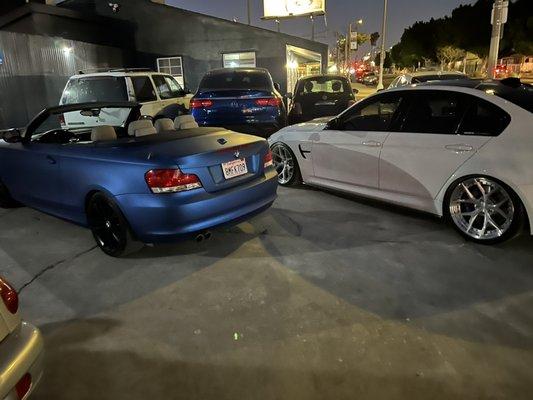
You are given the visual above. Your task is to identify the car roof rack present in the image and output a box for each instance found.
[77,67,154,74]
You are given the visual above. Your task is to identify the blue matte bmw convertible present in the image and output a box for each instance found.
[0,102,278,256]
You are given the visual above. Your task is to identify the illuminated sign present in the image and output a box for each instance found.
[262,0,326,20]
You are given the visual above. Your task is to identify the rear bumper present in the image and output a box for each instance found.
[0,322,44,400]
[115,169,278,243]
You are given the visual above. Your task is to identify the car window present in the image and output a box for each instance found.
[459,97,511,136]
[131,76,157,102]
[199,71,271,90]
[400,91,468,134]
[152,75,183,99]
[61,77,127,104]
[339,94,403,131]
[477,83,533,113]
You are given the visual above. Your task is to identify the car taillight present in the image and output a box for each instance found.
[264,150,273,168]
[145,169,202,194]
[190,99,213,109]
[0,277,18,314]
[255,98,281,107]
[15,373,31,400]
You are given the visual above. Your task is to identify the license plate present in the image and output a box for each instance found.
[222,159,248,179]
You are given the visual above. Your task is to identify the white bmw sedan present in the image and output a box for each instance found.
[268,79,533,244]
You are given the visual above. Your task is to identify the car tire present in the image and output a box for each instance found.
[270,142,302,187]
[86,192,143,257]
[444,176,525,245]
[0,180,20,208]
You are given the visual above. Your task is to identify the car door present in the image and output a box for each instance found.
[3,118,63,213]
[130,76,160,117]
[311,92,404,189]
[379,90,493,203]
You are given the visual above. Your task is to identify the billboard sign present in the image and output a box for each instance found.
[263,0,326,20]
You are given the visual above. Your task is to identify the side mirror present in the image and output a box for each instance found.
[274,82,281,92]
[286,92,293,100]
[1,128,23,143]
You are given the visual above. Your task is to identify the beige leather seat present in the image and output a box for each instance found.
[174,115,199,130]
[128,119,157,137]
[91,125,117,142]
[154,118,174,133]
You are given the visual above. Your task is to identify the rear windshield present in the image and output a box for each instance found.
[477,83,533,113]
[413,74,464,83]
[61,77,128,104]
[297,77,351,94]
[199,71,271,90]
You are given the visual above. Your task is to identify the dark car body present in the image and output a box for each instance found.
[190,68,287,138]
[0,102,278,245]
[287,75,356,125]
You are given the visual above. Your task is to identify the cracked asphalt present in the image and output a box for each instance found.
[1,186,533,400]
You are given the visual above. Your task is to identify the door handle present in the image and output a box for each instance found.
[46,155,57,164]
[362,140,382,148]
[445,144,474,153]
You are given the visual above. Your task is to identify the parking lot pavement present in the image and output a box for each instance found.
[352,82,377,99]
[2,186,533,400]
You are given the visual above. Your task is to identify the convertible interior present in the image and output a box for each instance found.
[32,115,199,145]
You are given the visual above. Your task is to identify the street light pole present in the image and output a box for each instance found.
[376,0,388,90]
[487,0,508,78]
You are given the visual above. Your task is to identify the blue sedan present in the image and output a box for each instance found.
[0,102,278,256]
[190,68,287,138]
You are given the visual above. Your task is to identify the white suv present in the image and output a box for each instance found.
[59,69,193,127]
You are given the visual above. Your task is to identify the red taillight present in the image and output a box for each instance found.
[15,373,31,399]
[0,277,18,314]
[190,99,213,109]
[255,98,282,107]
[264,150,273,169]
[145,169,202,194]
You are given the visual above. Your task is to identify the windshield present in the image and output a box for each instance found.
[61,77,128,104]
[199,71,271,90]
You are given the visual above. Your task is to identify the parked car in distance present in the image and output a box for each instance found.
[287,75,357,125]
[362,72,378,86]
[60,69,193,127]
[190,68,287,137]
[0,276,44,399]
[268,79,533,244]
[0,102,278,257]
[388,70,467,89]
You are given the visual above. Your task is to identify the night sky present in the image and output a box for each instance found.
[167,0,476,54]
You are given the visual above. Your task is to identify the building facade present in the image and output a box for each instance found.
[0,0,328,128]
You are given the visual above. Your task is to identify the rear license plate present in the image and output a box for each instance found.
[222,159,248,179]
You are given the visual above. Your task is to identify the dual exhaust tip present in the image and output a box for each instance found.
[195,231,212,243]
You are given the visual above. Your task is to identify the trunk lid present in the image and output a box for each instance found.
[136,128,269,193]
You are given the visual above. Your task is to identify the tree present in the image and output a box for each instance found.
[436,46,466,70]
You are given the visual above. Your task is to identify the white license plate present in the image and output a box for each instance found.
[222,159,248,179]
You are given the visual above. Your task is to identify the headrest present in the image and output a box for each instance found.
[128,119,157,137]
[154,118,174,133]
[304,81,314,92]
[174,115,199,130]
[332,81,342,92]
[91,125,117,142]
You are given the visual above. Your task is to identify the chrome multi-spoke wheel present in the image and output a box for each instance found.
[271,143,300,186]
[448,177,520,242]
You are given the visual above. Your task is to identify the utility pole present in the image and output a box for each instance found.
[377,0,388,90]
[247,0,251,25]
[487,0,508,78]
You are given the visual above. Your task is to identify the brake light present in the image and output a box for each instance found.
[0,277,18,314]
[255,98,282,107]
[15,373,31,400]
[145,169,202,194]
[190,99,214,109]
[264,150,274,168]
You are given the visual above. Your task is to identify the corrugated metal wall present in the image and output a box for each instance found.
[0,30,127,128]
